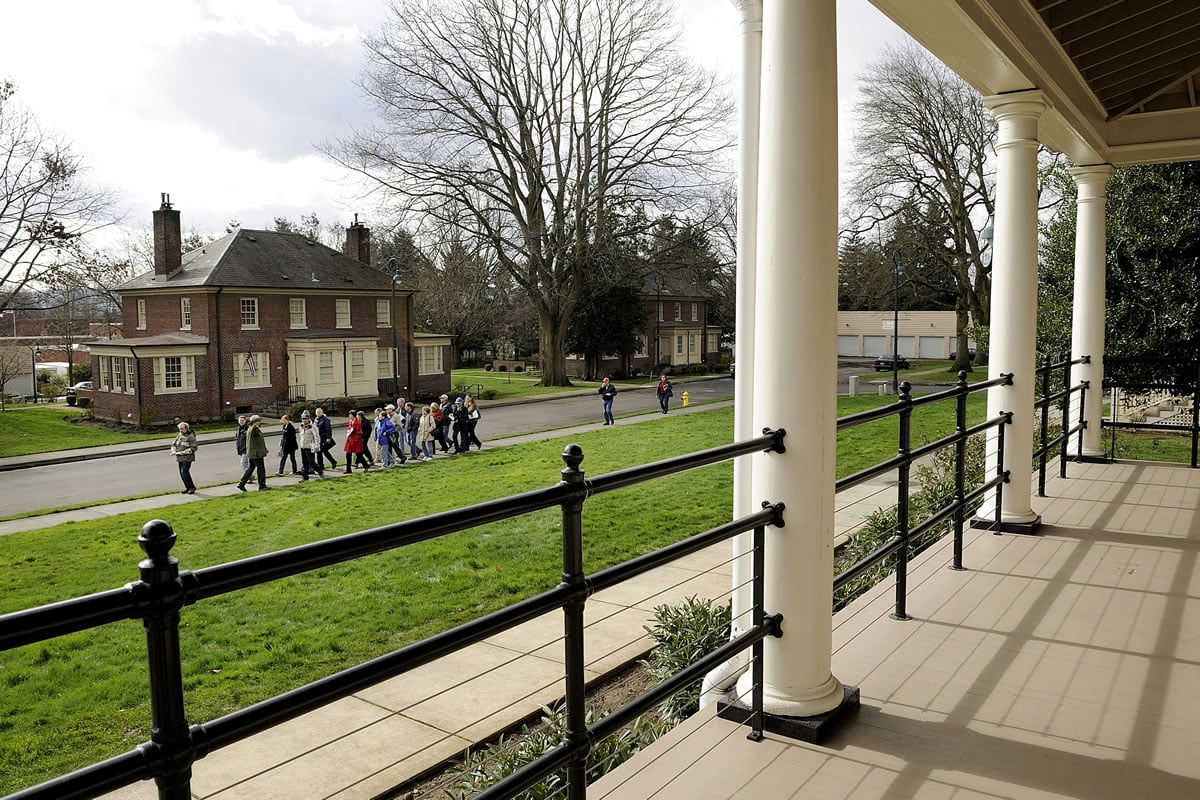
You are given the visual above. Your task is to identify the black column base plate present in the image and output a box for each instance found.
[970,514,1042,535]
[717,685,860,744]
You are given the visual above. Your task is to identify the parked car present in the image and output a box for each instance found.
[729,363,735,379]
[948,350,977,361]
[873,355,910,372]
[68,381,93,392]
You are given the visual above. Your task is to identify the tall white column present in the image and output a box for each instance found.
[742,0,843,717]
[982,91,1048,528]
[729,0,761,657]
[1068,165,1112,458]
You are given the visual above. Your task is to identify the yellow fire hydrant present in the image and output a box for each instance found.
[682,390,690,407]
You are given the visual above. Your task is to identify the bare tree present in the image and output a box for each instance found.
[0,81,116,312]
[329,0,731,385]
[844,44,997,371]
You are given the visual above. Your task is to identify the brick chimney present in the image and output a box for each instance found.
[152,193,182,278]
[343,214,371,266]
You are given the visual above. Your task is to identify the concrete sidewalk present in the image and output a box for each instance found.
[4,397,898,800]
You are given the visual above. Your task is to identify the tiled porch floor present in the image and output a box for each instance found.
[593,460,1200,800]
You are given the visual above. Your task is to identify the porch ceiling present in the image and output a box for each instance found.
[870,0,1200,166]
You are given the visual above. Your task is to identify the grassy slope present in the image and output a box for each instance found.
[0,396,982,791]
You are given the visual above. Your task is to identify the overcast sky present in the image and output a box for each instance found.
[2,0,909,243]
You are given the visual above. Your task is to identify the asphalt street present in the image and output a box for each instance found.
[0,378,736,518]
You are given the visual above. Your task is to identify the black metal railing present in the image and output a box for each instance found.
[286,384,306,402]
[1034,353,1091,495]
[833,372,1014,619]
[0,432,787,800]
[1103,356,1200,467]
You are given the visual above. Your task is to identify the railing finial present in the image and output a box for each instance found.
[138,520,177,561]
[561,443,584,475]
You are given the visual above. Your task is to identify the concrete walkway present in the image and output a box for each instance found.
[3,396,898,800]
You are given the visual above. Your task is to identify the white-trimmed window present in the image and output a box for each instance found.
[136,299,147,330]
[673,302,682,322]
[689,333,697,356]
[418,345,443,375]
[98,357,111,390]
[180,297,192,329]
[289,298,306,329]
[376,299,391,327]
[233,351,270,388]
[691,302,698,322]
[154,356,195,393]
[112,356,125,391]
[124,357,136,393]
[336,299,351,328]
[636,335,648,357]
[707,333,719,352]
[657,302,663,322]
[376,347,392,378]
[350,349,365,379]
[318,351,334,383]
[676,335,684,355]
[240,297,259,329]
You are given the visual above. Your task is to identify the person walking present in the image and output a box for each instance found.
[237,415,270,491]
[314,407,339,469]
[598,376,617,425]
[656,374,674,414]
[451,397,469,453]
[235,414,249,472]
[464,395,483,450]
[383,405,406,464]
[344,411,369,473]
[403,401,422,461]
[430,399,449,452]
[375,407,394,468]
[276,414,299,476]
[359,409,375,466]
[171,421,199,494]
[297,412,322,480]
[417,405,436,460]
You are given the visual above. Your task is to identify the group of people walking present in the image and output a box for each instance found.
[229,395,484,491]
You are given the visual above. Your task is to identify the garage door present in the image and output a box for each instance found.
[896,336,915,358]
[919,336,946,359]
[837,335,859,356]
[863,335,887,356]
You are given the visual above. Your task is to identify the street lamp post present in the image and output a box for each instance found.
[388,257,402,398]
[892,252,903,395]
[30,345,41,404]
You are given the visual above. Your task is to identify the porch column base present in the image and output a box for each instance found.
[970,513,1042,535]
[717,685,860,744]
[1076,453,1110,464]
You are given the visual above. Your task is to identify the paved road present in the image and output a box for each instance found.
[0,378,735,518]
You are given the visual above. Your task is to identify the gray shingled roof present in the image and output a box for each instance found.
[118,229,392,292]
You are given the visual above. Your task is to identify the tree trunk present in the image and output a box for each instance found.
[538,311,573,386]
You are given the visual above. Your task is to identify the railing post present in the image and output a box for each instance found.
[1059,352,1072,479]
[891,382,913,621]
[994,413,1011,533]
[137,520,195,800]
[559,445,589,800]
[1038,353,1051,497]
[951,371,968,571]
[749,520,767,741]
[1192,360,1200,468]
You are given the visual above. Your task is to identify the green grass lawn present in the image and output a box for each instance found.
[0,407,239,459]
[0,395,983,793]
[450,367,667,401]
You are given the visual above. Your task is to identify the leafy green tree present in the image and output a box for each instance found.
[1040,161,1200,384]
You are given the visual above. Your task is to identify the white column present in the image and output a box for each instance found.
[982,91,1048,526]
[741,0,843,717]
[1067,165,1112,458]
[729,0,761,657]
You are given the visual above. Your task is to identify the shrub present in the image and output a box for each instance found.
[223,409,236,423]
[482,389,498,400]
[76,397,91,409]
[641,596,731,724]
[448,704,666,800]
[287,402,312,421]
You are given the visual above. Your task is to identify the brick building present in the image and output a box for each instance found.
[566,275,724,378]
[90,196,451,425]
